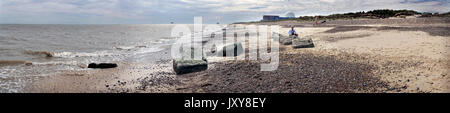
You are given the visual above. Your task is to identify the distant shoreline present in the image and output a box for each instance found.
[23,17,450,93]
[234,17,450,29]
[234,9,450,25]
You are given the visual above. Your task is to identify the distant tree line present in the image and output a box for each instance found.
[294,9,449,21]
[233,9,449,24]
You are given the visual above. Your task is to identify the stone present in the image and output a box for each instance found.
[280,36,293,45]
[211,44,217,53]
[78,63,87,68]
[292,36,315,48]
[217,42,244,57]
[88,63,118,69]
[272,33,297,45]
[271,32,280,41]
[25,62,33,66]
[173,44,208,75]
[173,59,207,74]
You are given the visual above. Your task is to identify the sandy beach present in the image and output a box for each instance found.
[26,18,449,93]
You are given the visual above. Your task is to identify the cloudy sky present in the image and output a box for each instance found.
[0,0,448,24]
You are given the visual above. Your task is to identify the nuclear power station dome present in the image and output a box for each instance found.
[284,11,295,18]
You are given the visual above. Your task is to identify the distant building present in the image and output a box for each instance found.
[421,12,433,17]
[262,15,280,21]
[262,12,296,21]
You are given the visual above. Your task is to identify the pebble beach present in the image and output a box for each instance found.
[25,18,449,93]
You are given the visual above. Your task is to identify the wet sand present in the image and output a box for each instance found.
[27,18,450,93]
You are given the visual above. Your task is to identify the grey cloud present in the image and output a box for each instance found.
[0,0,448,24]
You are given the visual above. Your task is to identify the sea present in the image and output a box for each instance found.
[0,24,226,93]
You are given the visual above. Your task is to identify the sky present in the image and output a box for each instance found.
[0,0,449,24]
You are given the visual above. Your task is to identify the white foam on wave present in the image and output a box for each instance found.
[114,46,136,50]
[52,51,115,58]
[31,60,80,66]
[0,68,17,78]
[133,47,165,55]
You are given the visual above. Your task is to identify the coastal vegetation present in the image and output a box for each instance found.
[235,9,449,24]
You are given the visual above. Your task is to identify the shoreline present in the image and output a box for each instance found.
[26,18,449,93]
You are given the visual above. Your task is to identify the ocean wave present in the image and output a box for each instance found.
[30,61,82,66]
[24,49,118,58]
[114,44,165,54]
[114,45,147,50]
[0,60,32,66]
[24,50,54,57]
[114,46,136,50]
[25,46,164,60]
[133,47,164,55]
[160,36,176,39]
[52,51,115,58]
[151,38,173,44]
[0,60,84,68]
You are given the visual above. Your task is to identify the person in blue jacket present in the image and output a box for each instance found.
[288,26,298,36]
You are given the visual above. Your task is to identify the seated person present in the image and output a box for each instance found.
[288,27,298,37]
